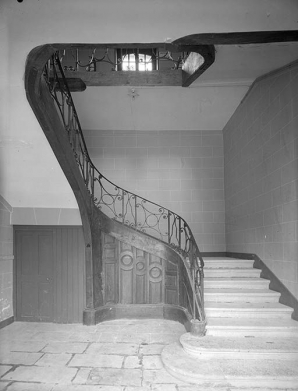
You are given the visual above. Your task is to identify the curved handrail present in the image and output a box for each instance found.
[44,51,205,323]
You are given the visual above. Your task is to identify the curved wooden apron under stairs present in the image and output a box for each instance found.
[162,256,298,390]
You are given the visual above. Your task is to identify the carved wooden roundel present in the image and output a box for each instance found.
[120,251,134,270]
[136,257,146,275]
[149,263,163,282]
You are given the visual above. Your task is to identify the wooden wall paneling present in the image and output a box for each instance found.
[165,260,178,305]
[148,254,164,304]
[37,231,54,320]
[103,233,118,304]
[54,227,85,323]
[15,228,54,322]
[119,242,134,304]
[135,249,146,304]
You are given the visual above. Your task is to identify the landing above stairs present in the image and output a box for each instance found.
[161,256,298,390]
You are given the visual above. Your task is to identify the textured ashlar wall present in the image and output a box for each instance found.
[224,61,298,299]
[84,129,225,252]
[0,195,13,322]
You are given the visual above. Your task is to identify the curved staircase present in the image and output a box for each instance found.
[162,256,298,390]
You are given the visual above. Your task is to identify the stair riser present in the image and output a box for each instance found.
[164,363,298,389]
[205,310,292,319]
[204,270,261,278]
[204,281,270,289]
[206,329,298,338]
[204,294,280,303]
[182,349,298,361]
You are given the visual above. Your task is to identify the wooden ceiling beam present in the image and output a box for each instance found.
[64,69,182,87]
[182,45,215,87]
[173,30,298,46]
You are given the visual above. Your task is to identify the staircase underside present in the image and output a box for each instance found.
[162,257,298,390]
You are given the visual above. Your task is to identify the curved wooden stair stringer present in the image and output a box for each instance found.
[25,44,205,328]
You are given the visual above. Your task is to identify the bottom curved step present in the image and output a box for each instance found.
[161,341,298,389]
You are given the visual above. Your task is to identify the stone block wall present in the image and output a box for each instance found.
[0,195,13,322]
[224,61,298,299]
[84,130,225,252]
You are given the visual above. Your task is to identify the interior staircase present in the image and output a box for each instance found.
[162,256,298,390]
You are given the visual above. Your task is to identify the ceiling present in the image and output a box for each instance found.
[72,42,298,132]
[1,0,298,209]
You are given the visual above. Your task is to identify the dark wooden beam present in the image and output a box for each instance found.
[182,45,215,87]
[50,77,86,92]
[173,30,298,46]
[64,69,182,87]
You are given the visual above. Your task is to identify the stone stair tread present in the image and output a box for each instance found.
[180,333,298,353]
[162,342,298,388]
[207,317,298,330]
[205,288,279,295]
[205,301,291,309]
[205,277,267,281]
[203,257,252,261]
[204,258,254,267]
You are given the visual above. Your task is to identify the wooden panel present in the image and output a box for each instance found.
[64,69,182,87]
[16,229,54,322]
[148,254,164,304]
[103,234,118,304]
[119,244,134,304]
[165,260,178,305]
[135,249,146,304]
[54,227,85,323]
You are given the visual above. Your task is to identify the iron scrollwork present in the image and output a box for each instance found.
[44,50,205,324]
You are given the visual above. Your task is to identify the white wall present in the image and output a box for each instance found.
[1,0,298,209]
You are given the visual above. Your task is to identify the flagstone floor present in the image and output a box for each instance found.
[0,318,200,391]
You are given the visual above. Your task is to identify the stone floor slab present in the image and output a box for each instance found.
[142,355,163,370]
[86,342,139,355]
[87,368,142,386]
[0,365,12,377]
[0,382,11,391]
[35,353,73,367]
[2,366,78,384]
[0,341,47,353]
[152,385,177,391]
[5,382,54,391]
[139,343,164,355]
[52,385,122,391]
[69,353,124,368]
[143,369,187,386]
[68,332,100,343]
[123,355,141,369]
[72,368,92,384]
[43,342,88,354]
[115,333,150,344]
[0,352,43,365]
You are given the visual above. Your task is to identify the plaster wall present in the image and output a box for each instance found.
[85,129,225,252]
[224,61,298,298]
[1,0,298,210]
[0,195,13,322]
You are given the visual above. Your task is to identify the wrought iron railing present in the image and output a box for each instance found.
[58,47,189,72]
[44,51,205,324]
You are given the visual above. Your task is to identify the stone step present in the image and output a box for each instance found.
[161,342,298,389]
[180,333,298,360]
[204,277,270,289]
[204,288,280,303]
[205,302,293,318]
[204,268,261,278]
[206,317,298,337]
[203,257,254,269]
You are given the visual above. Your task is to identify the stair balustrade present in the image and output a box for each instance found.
[41,50,205,329]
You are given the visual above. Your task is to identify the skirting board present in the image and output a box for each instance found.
[0,316,14,330]
[83,304,192,330]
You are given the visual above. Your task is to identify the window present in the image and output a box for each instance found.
[117,49,157,71]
